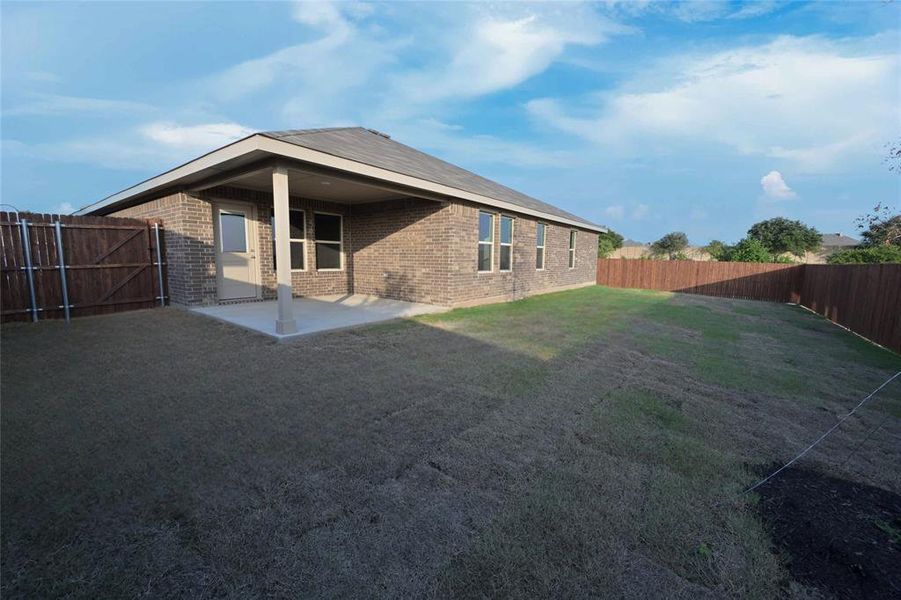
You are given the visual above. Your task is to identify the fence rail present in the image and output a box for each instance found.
[0,212,168,323]
[597,259,901,352]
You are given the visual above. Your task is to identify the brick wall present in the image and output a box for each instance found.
[110,187,598,307]
[350,198,454,305]
[445,202,599,306]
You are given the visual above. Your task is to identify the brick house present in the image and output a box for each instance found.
[77,128,603,334]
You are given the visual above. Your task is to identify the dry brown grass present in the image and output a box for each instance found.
[2,286,899,598]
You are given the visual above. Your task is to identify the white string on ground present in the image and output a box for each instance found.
[740,370,901,497]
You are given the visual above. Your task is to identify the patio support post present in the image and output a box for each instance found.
[272,165,297,334]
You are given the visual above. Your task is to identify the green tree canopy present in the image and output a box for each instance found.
[748,218,821,258]
[856,203,901,247]
[704,240,728,261]
[650,232,689,259]
[723,238,773,263]
[827,245,901,264]
[597,228,624,257]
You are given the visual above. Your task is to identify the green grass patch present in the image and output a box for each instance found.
[417,286,673,359]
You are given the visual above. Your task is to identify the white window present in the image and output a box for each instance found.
[315,212,343,270]
[499,216,514,271]
[478,211,494,272]
[271,208,306,271]
[568,230,577,268]
[536,223,546,270]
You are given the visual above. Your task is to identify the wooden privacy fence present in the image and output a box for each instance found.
[597,259,901,352]
[0,212,167,323]
[596,259,804,302]
[798,264,901,354]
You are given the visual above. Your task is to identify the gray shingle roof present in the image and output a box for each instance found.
[260,127,601,229]
[820,233,858,247]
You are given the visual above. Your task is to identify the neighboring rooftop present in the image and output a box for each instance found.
[260,127,598,228]
[821,233,859,247]
[621,238,647,247]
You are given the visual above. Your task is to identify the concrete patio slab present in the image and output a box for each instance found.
[191,294,449,340]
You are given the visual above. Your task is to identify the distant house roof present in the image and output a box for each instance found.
[621,238,647,247]
[76,126,604,232]
[821,233,858,247]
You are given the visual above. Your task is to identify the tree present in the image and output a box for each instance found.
[748,218,821,258]
[856,203,901,247]
[885,139,901,173]
[650,232,688,259]
[597,228,624,257]
[704,240,728,261]
[723,238,773,263]
[827,245,901,264]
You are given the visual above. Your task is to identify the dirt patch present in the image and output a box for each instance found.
[756,466,901,599]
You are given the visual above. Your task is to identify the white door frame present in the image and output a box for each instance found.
[213,200,262,301]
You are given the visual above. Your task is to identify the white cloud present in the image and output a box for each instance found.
[728,1,779,20]
[205,0,396,116]
[9,2,628,178]
[139,122,255,151]
[4,93,154,117]
[672,1,729,22]
[387,119,579,169]
[7,121,256,171]
[292,0,353,30]
[760,170,797,200]
[395,9,625,104]
[210,2,631,123]
[603,1,779,22]
[604,205,625,219]
[53,202,74,215]
[7,136,163,170]
[602,203,651,220]
[527,35,899,172]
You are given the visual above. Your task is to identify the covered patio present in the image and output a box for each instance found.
[191,293,448,340]
[191,156,447,336]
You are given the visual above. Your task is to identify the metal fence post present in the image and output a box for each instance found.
[20,219,38,322]
[153,222,165,306]
[54,220,71,322]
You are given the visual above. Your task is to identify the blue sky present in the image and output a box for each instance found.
[2,0,899,244]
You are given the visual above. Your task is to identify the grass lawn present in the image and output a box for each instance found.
[2,286,899,598]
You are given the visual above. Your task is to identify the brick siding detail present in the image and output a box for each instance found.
[445,202,599,306]
[350,198,454,305]
[110,186,598,307]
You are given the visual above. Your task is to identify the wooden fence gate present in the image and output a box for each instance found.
[0,212,168,323]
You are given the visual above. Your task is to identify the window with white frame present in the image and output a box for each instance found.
[535,223,546,270]
[568,230,577,268]
[271,208,306,271]
[499,215,513,271]
[315,213,343,270]
[478,211,494,272]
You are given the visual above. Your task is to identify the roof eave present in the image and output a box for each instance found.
[255,136,605,232]
[76,134,606,232]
